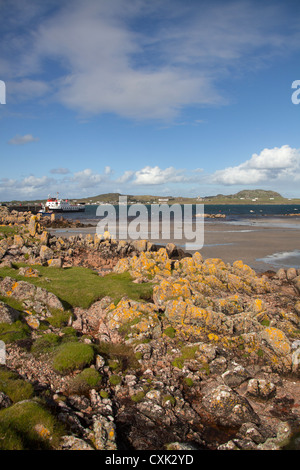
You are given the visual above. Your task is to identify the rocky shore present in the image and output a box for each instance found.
[0,206,299,451]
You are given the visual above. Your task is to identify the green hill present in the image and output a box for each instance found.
[203,189,288,204]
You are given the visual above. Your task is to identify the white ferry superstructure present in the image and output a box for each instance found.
[40,195,85,213]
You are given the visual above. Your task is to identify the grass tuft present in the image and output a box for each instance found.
[52,342,95,375]
[0,320,30,344]
[68,367,102,395]
[31,333,61,356]
[0,400,65,450]
[0,366,34,403]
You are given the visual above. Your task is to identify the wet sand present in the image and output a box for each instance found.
[50,217,300,273]
[198,220,300,272]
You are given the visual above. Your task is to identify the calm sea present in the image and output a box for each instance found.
[61,203,300,223]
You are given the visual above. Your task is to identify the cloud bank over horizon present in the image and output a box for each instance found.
[1,145,300,201]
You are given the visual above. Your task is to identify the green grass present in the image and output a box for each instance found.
[163,395,176,406]
[61,326,78,341]
[0,400,65,450]
[0,320,31,344]
[0,366,34,403]
[171,358,184,369]
[131,391,145,403]
[31,333,61,356]
[180,345,199,360]
[47,310,73,328]
[163,326,176,338]
[183,377,194,387]
[109,374,122,386]
[97,341,141,372]
[0,295,24,312]
[0,225,19,239]
[52,342,95,375]
[68,368,102,395]
[0,264,153,309]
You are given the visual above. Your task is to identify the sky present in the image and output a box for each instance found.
[1,0,300,201]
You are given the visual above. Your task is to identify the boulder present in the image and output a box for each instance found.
[39,231,50,246]
[259,327,291,356]
[92,416,117,450]
[0,260,13,268]
[293,276,300,294]
[60,436,94,451]
[13,234,24,247]
[18,267,39,277]
[286,268,297,280]
[0,245,7,260]
[0,277,64,312]
[28,215,40,237]
[153,279,192,307]
[164,299,233,336]
[1,279,36,300]
[40,245,54,261]
[246,378,276,399]
[201,383,260,427]
[258,422,293,450]
[221,362,251,388]
[165,243,178,258]
[258,327,292,373]
[47,258,63,268]
[131,239,148,253]
[0,300,20,324]
[25,314,40,330]
[292,347,300,373]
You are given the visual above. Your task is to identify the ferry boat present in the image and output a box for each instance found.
[39,195,85,213]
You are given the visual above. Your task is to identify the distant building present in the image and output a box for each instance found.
[158,198,169,202]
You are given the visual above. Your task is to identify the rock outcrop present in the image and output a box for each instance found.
[0,209,299,451]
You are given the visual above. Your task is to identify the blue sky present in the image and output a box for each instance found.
[1,0,300,201]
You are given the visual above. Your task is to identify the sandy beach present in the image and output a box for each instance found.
[49,216,300,273]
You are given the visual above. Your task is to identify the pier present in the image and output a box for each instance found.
[5,204,42,214]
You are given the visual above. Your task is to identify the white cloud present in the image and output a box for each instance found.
[0,164,200,200]
[21,175,51,188]
[212,145,300,185]
[2,0,299,120]
[0,175,55,200]
[8,134,39,145]
[72,168,105,188]
[104,166,113,176]
[134,166,188,185]
[2,150,300,201]
[116,170,135,184]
